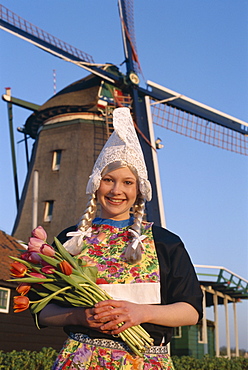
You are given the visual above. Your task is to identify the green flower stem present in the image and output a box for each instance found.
[79,273,112,299]
[32,290,65,302]
[118,333,143,357]
[8,277,55,283]
[54,252,63,261]
[31,285,73,314]
[131,325,154,344]
[70,289,96,306]
[121,329,144,349]
[83,286,108,302]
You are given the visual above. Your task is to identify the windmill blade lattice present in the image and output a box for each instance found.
[119,0,141,75]
[151,102,248,156]
[147,81,248,156]
[0,4,94,64]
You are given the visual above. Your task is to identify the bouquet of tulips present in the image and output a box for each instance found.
[9,226,153,357]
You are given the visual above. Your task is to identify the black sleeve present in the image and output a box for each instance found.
[140,226,203,345]
[53,225,78,245]
[152,225,203,321]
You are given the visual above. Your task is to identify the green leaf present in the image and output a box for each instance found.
[31,296,56,313]
[31,285,71,313]
[82,265,98,282]
[77,258,87,267]
[54,237,82,272]
[37,254,60,268]
[42,283,65,292]
[54,270,84,290]
[64,296,90,306]
[9,256,33,269]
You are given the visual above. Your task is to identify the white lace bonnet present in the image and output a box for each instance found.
[86,107,152,201]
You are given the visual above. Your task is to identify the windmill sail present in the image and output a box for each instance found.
[118,0,141,75]
[147,81,248,156]
[0,5,94,64]
[0,5,118,84]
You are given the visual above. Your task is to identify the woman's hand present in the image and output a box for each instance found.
[93,299,147,335]
[83,306,119,335]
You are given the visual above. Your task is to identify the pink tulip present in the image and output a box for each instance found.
[31,226,47,241]
[30,272,46,279]
[40,243,55,257]
[28,237,44,252]
[41,264,55,274]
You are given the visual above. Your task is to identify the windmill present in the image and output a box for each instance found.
[0,1,247,242]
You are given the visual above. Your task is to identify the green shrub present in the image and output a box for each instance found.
[0,347,57,370]
[172,355,248,370]
[0,349,247,369]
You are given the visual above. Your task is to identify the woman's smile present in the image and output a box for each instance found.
[106,197,126,204]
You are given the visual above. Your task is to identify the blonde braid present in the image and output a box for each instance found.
[124,196,145,264]
[78,193,97,232]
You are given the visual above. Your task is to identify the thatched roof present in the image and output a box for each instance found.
[24,64,124,138]
[25,73,102,138]
[0,231,23,283]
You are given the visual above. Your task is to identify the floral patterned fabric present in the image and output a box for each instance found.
[75,220,160,286]
[52,338,175,370]
[53,219,174,369]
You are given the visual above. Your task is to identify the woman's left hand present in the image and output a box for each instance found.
[93,299,147,335]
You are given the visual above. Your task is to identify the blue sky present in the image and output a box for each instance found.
[0,1,247,349]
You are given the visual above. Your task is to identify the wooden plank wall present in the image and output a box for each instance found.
[0,288,67,352]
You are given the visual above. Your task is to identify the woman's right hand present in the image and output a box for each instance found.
[39,303,119,335]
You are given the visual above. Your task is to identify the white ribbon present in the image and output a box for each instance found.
[128,229,147,250]
[63,227,92,255]
[66,227,92,246]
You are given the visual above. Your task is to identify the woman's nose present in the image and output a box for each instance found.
[110,182,122,195]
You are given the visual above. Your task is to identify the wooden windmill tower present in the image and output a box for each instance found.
[1,1,247,243]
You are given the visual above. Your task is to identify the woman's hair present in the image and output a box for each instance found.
[77,192,97,233]
[77,161,145,264]
[124,195,145,264]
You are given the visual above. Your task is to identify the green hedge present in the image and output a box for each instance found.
[172,355,248,370]
[0,349,247,369]
[0,348,57,370]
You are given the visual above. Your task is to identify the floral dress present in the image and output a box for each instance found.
[52,218,175,370]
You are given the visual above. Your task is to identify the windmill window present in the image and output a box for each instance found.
[52,150,62,171]
[172,327,182,338]
[44,200,54,222]
[0,287,10,313]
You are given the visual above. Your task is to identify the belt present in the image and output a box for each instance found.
[69,332,168,355]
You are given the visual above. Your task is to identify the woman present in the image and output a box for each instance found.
[39,108,203,369]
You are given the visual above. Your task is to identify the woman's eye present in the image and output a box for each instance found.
[125,181,134,185]
[103,178,112,182]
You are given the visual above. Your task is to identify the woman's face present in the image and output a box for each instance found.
[97,167,138,220]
